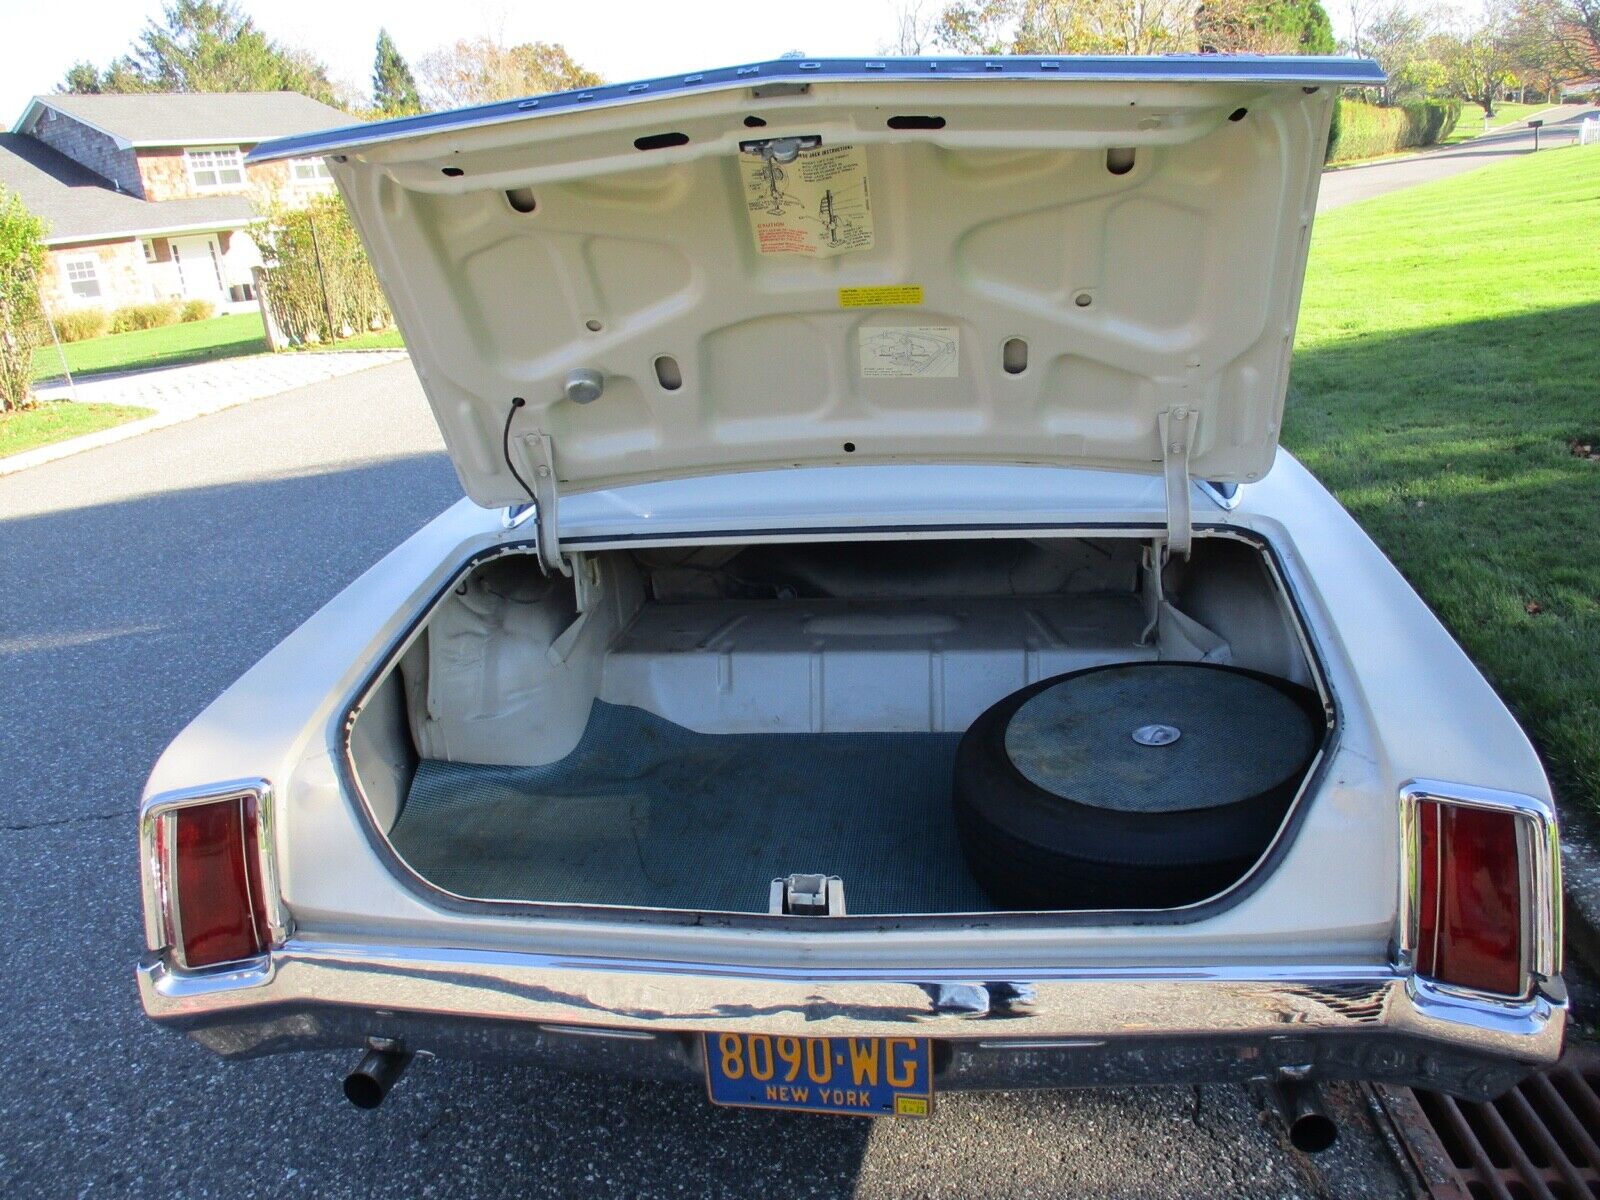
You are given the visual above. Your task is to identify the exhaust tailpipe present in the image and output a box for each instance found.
[1269,1077,1338,1153]
[343,1047,413,1109]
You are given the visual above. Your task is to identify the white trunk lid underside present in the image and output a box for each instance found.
[252,57,1382,507]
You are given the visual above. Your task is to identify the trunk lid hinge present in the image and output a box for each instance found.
[1158,407,1196,560]
[517,431,573,577]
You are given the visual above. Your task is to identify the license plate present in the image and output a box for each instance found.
[704,1034,933,1117]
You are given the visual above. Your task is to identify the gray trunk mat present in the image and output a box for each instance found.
[391,702,991,914]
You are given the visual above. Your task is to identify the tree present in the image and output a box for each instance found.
[418,36,601,109]
[373,28,422,116]
[1506,0,1599,90]
[935,0,1201,55]
[1431,14,1518,116]
[59,1,340,107]
[884,0,942,52]
[61,61,104,93]
[1354,1,1441,101]
[1196,0,1336,53]
[1501,1,1570,99]
[0,188,48,413]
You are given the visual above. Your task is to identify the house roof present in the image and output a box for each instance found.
[0,133,252,244]
[13,91,350,148]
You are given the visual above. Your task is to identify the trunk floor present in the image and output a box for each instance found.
[392,701,992,914]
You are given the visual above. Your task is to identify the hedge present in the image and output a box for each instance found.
[1327,98,1461,164]
[253,195,390,347]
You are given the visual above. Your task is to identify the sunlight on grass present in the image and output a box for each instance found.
[1440,102,1556,145]
[32,312,268,383]
[299,327,405,352]
[1289,144,1600,814]
[0,401,154,458]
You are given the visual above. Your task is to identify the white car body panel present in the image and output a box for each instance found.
[142,454,1546,970]
[251,59,1379,507]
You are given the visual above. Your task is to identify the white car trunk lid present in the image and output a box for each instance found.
[252,56,1382,510]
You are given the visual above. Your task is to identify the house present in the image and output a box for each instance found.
[2,91,349,316]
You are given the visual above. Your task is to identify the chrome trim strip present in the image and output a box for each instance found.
[138,779,293,965]
[1396,780,1563,1000]
[138,940,1563,1067]
[248,55,1386,165]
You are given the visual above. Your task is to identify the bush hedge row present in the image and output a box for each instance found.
[51,298,216,342]
[1327,98,1461,164]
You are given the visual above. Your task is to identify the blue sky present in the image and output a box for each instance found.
[0,0,914,123]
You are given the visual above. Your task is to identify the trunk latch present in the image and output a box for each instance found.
[770,873,846,916]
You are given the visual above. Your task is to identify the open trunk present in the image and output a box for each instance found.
[345,531,1327,917]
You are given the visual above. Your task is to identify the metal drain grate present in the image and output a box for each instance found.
[1377,1046,1600,1200]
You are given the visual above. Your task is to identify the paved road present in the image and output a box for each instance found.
[7,350,411,477]
[1317,104,1593,211]
[0,362,1411,1198]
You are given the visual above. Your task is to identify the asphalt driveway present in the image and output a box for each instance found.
[0,362,1412,1198]
[1317,103,1593,210]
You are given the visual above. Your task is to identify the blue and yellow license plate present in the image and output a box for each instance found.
[704,1033,933,1117]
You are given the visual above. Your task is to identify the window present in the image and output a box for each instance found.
[63,257,101,299]
[185,147,244,190]
[289,157,332,183]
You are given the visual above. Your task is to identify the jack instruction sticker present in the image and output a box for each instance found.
[858,326,959,378]
[839,285,923,308]
[741,144,873,257]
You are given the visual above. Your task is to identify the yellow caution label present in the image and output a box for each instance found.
[839,285,923,309]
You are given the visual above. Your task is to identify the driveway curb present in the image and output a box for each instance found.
[3,350,408,477]
[1560,807,1600,976]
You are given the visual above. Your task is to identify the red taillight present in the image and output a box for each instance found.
[166,796,268,969]
[1415,799,1524,996]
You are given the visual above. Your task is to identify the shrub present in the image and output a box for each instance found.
[179,298,215,323]
[109,300,180,334]
[52,307,109,342]
[0,185,48,412]
[1327,98,1462,164]
[253,195,391,348]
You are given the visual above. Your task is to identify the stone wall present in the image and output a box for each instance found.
[247,159,337,209]
[40,239,149,312]
[134,148,335,208]
[30,108,143,197]
[134,147,206,202]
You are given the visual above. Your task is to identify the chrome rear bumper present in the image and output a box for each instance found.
[138,940,1566,1101]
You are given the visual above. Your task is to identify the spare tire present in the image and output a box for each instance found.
[953,662,1324,911]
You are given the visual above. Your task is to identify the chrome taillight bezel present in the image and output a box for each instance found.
[1397,780,1562,1003]
[139,778,291,970]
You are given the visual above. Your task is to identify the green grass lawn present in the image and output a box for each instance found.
[1288,144,1600,816]
[301,327,405,352]
[1440,102,1553,145]
[0,401,154,458]
[32,312,268,383]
